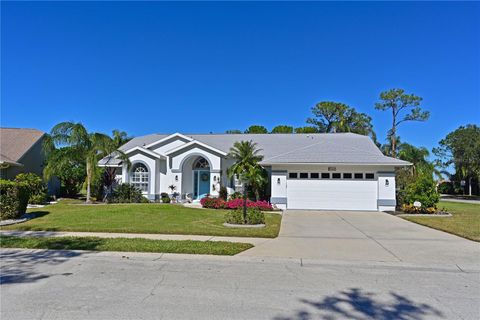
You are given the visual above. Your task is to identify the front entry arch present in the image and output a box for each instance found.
[192,157,210,200]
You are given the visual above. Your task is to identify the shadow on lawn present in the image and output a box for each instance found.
[273,288,444,320]
[0,247,89,285]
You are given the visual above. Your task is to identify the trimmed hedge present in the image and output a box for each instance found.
[225,207,265,225]
[0,180,30,220]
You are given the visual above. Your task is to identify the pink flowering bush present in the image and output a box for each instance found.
[201,197,273,211]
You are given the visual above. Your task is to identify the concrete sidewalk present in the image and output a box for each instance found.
[0,230,271,246]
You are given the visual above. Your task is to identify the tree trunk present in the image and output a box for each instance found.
[243,184,247,224]
[86,161,92,204]
[469,177,472,196]
[391,107,397,158]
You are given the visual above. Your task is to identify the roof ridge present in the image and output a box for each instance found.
[0,127,44,132]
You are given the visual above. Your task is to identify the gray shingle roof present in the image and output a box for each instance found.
[111,132,409,166]
[0,128,45,164]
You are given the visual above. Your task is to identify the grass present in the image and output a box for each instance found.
[1,199,281,238]
[0,235,253,255]
[403,201,480,241]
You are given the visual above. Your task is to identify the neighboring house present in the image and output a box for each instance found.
[98,132,410,211]
[0,128,46,180]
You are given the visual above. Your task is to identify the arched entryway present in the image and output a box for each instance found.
[192,157,210,199]
[181,155,211,200]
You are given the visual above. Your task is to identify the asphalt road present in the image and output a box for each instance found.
[1,249,479,320]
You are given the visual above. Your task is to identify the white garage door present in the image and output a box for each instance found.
[287,179,378,210]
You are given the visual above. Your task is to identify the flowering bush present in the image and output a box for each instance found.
[401,204,437,214]
[201,196,272,211]
[200,197,225,209]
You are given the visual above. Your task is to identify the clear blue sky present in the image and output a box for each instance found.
[2,1,479,152]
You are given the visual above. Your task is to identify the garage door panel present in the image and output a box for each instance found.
[287,180,378,210]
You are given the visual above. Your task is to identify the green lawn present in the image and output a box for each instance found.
[1,199,281,238]
[0,235,252,255]
[403,201,480,241]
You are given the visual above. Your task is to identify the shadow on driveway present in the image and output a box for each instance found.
[273,288,444,320]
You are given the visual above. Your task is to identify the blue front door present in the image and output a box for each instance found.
[193,170,210,199]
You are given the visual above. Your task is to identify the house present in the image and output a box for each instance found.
[98,132,410,211]
[0,128,47,180]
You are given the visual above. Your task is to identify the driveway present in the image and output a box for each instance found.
[240,210,480,270]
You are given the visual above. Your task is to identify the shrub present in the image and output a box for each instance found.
[401,175,439,209]
[14,173,47,204]
[201,196,273,211]
[437,181,454,195]
[229,192,243,200]
[109,183,146,203]
[402,204,437,214]
[200,197,225,209]
[219,186,228,200]
[225,207,265,225]
[162,197,171,203]
[0,180,29,220]
[160,192,169,198]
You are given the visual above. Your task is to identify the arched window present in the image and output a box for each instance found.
[131,163,149,192]
[192,157,210,170]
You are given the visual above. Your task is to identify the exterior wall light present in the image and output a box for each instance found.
[385,179,389,186]
[213,176,217,182]
[175,175,178,182]
[277,178,281,185]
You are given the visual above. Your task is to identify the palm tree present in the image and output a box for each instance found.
[245,165,268,201]
[227,141,264,223]
[47,122,116,203]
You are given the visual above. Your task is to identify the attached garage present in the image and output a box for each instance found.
[286,178,378,211]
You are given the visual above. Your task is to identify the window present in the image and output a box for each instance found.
[193,157,210,169]
[310,173,319,179]
[354,173,363,179]
[343,173,352,179]
[321,173,330,179]
[289,172,298,179]
[365,173,375,179]
[332,173,341,179]
[299,172,308,179]
[131,163,149,192]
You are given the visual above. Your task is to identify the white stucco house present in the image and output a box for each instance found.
[98,132,410,211]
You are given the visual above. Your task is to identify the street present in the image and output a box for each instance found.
[1,249,479,320]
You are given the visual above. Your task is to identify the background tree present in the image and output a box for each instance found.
[294,126,319,134]
[46,122,116,203]
[271,125,294,134]
[397,142,434,177]
[433,124,480,196]
[43,145,87,197]
[395,142,440,208]
[227,140,264,222]
[244,125,268,134]
[306,101,375,138]
[99,130,131,201]
[225,129,242,134]
[375,89,430,158]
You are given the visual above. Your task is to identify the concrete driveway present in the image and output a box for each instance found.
[240,210,480,270]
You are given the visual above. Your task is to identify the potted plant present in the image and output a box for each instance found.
[168,184,177,203]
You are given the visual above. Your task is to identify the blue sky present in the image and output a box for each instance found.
[2,1,479,152]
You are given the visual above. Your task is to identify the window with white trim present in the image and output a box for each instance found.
[131,163,149,192]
